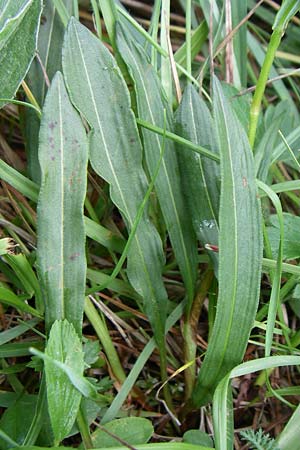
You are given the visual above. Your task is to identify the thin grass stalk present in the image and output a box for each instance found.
[248,2,300,147]
[185,0,192,77]
[84,297,126,385]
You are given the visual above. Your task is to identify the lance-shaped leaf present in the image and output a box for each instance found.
[0,0,42,108]
[175,83,220,283]
[25,0,74,182]
[116,21,198,304]
[44,320,84,444]
[193,77,263,406]
[37,71,88,336]
[62,19,168,347]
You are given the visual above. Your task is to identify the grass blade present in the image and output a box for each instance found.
[37,71,88,336]
[213,355,300,450]
[62,19,169,381]
[116,21,198,306]
[193,77,263,406]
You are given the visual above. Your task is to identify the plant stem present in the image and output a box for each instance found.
[77,404,93,449]
[248,27,282,148]
[186,0,192,77]
[84,297,126,385]
[182,269,214,401]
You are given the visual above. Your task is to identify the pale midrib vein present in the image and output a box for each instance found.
[189,93,218,227]
[73,27,160,309]
[128,46,192,287]
[58,79,65,319]
[215,99,238,368]
[0,0,30,28]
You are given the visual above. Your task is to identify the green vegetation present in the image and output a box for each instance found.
[1,1,300,449]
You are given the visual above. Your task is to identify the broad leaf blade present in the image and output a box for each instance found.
[116,21,198,304]
[91,417,153,448]
[175,83,220,281]
[44,320,84,444]
[0,0,42,108]
[37,71,88,336]
[25,0,74,182]
[193,77,263,406]
[62,19,168,347]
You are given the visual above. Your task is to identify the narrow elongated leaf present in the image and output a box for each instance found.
[0,286,42,317]
[25,0,74,182]
[276,403,300,450]
[37,71,88,336]
[273,0,300,31]
[175,84,220,281]
[0,394,37,450]
[0,159,126,253]
[62,19,168,348]
[43,320,84,444]
[0,0,42,108]
[19,444,213,450]
[213,355,300,450]
[231,0,247,87]
[116,21,198,304]
[193,77,263,406]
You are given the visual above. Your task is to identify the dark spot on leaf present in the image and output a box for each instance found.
[49,122,55,131]
[41,15,47,25]
[69,253,80,261]
[130,138,135,144]
[51,156,55,161]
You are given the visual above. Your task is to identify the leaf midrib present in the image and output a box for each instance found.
[72,25,163,320]
[125,41,193,291]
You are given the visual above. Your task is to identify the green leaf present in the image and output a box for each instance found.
[0,340,43,358]
[0,159,126,254]
[62,19,168,350]
[91,417,153,448]
[19,444,214,450]
[0,394,37,449]
[0,0,42,108]
[36,71,88,336]
[273,0,300,31]
[193,77,263,406]
[175,83,220,281]
[267,213,300,260]
[183,430,214,448]
[231,0,247,88]
[3,253,43,312]
[212,355,300,450]
[276,403,300,450]
[43,320,84,444]
[25,0,74,182]
[116,21,198,305]
[0,286,42,317]
[0,318,40,345]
